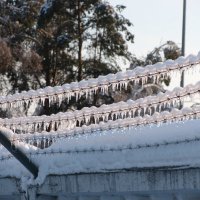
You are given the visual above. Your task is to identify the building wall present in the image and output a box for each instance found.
[2,167,200,200]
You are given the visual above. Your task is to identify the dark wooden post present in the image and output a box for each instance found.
[0,128,38,178]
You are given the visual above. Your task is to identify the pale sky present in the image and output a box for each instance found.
[109,0,200,58]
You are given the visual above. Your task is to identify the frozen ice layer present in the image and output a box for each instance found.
[0,52,199,110]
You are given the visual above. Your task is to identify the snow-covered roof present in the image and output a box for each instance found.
[0,52,200,185]
[1,118,200,185]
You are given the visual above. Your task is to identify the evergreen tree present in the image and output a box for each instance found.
[127,41,181,100]
[0,0,44,92]
[37,0,134,84]
[0,0,134,114]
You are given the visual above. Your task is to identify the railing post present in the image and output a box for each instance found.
[0,128,38,178]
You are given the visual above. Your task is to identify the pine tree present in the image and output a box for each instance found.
[0,0,44,92]
[0,0,134,114]
[37,0,134,83]
[127,41,181,100]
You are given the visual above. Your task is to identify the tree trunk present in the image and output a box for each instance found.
[77,0,83,81]
[43,46,51,86]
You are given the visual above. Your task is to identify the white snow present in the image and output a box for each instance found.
[0,126,14,139]
[1,119,200,185]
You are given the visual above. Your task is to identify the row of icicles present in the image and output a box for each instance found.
[1,81,200,134]
[10,106,200,149]
[0,53,199,110]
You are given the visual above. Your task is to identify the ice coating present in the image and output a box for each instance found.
[8,106,200,148]
[0,51,200,184]
[0,126,14,139]
[1,80,200,133]
[0,52,199,110]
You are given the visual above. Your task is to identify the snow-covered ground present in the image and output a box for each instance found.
[1,118,200,186]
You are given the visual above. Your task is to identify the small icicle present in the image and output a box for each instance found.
[93,116,97,124]
[141,77,144,86]
[85,89,89,99]
[131,108,136,117]
[105,113,109,121]
[143,107,146,115]
[119,82,123,91]
[158,103,162,112]
[153,104,157,113]
[112,83,116,91]
[57,94,62,107]
[85,116,90,125]
[105,85,109,94]
[138,109,141,116]
[149,107,152,116]
[101,86,105,94]
[95,87,98,94]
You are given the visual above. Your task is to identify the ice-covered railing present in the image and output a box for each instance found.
[2,119,200,164]
[1,81,200,133]
[0,53,200,109]
[9,106,200,148]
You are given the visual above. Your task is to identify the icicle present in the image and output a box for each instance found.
[118,82,122,91]
[85,116,90,125]
[148,107,152,116]
[159,103,163,112]
[100,86,105,94]
[111,83,115,91]
[152,104,157,113]
[143,107,147,115]
[131,108,136,117]
[141,77,145,86]
[105,113,109,121]
[138,109,141,116]
[84,89,88,99]
[75,91,79,102]
[94,87,98,94]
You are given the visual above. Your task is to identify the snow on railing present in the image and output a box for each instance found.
[2,135,200,162]
[9,106,200,148]
[1,81,200,133]
[0,53,200,109]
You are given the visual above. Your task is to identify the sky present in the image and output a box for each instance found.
[109,0,200,58]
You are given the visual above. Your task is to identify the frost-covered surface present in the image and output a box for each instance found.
[0,52,200,187]
[5,106,200,147]
[0,52,199,110]
[2,81,200,133]
[1,119,200,185]
[0,126,14,139]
